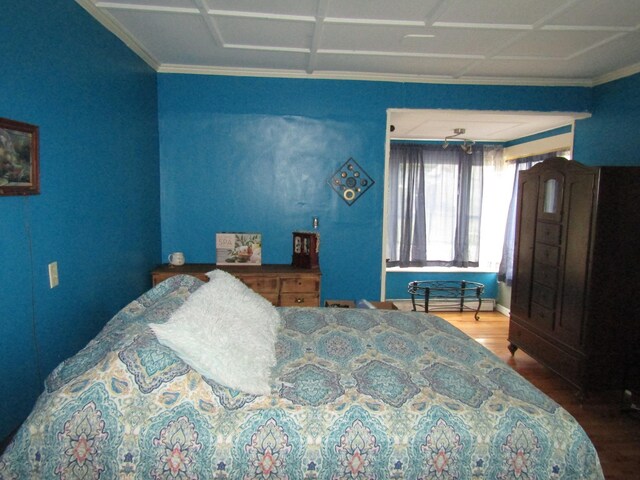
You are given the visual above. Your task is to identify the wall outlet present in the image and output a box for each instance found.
[48,262,59,288]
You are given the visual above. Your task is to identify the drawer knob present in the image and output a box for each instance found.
[295,297,305,303]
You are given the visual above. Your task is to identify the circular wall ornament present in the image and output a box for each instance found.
[327,158,375,206]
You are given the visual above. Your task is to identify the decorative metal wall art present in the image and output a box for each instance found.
[328,158,374,206]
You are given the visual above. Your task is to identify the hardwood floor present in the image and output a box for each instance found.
[434,310,640,480]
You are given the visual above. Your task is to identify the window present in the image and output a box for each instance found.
[386,143,485,268]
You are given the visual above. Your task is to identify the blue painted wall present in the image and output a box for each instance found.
[574,73,640,166]
[158,75,590,305]
[386,272,498,300]
[0,2,161,438]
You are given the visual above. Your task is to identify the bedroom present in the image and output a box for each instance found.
[2,0,639,476]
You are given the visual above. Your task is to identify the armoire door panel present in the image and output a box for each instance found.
[556,173,596,348]
[510,176,540,318]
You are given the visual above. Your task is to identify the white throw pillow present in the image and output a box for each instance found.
[150,269,281,395]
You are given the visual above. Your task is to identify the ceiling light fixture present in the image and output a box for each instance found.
[443,128,474,154]
[403,34,436,39]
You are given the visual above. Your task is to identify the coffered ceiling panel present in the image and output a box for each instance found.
[216,17,315,49]
[315,53,474,78]
[433,0,567,25]
[321,24,515,57]
[548,0,640,28]
[206,0,319,18]
[325,0,440,22]
[105,8,212,63]
[497,30,622,58]
[462,58,584,80]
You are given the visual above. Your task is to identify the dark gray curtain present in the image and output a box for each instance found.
[386,145,427,266]
[498,152,567,285]
[387,143,483,267]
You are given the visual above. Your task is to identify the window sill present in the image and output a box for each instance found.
[386,266,498,273]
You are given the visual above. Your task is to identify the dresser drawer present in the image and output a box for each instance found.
[280,276,319,293]
[533,262,558,288]
[280,292,320,307]
[530,302,555,330]
[534,243,560,266]
[531,282,556,309]
[536,221,561,245]
[257,293,279,305]
[150,264,321,307]
[236,275,279,293]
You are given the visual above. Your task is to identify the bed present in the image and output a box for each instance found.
[0,274,603,479]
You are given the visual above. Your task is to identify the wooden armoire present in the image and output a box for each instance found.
[508,157,640,395]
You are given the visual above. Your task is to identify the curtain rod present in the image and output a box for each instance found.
[505,147,571,163]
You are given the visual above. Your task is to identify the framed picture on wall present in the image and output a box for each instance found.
[0,117,39,196]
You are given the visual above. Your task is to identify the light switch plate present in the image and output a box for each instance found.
[48,262,59,288]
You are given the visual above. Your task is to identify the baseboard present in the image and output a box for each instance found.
[495,304,510,316]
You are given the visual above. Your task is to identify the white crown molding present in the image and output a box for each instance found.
[76,0,161,71]
[157,63,594,87]
[592,62,640,86]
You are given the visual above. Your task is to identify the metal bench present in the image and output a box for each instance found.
[408,280,485,320]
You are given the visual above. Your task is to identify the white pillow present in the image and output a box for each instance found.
[150,269,281,395]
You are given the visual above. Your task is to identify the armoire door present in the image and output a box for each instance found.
[510,174,539,321]
[554,170,596,348]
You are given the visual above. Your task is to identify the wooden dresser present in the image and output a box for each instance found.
[151,263,321,307]
[509,157,640,395]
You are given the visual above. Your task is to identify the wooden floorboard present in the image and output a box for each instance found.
[433,310,640,480]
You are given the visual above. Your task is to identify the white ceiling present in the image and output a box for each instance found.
[389,109,590,141]
[78,0,640,86]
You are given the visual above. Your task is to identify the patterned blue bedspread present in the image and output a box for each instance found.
[0,275,603,479]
